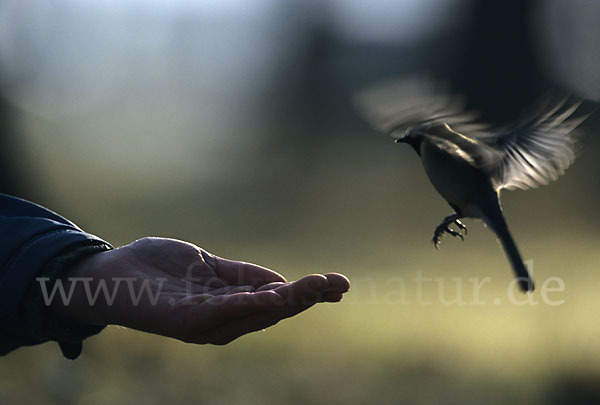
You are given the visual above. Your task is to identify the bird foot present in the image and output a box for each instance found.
[432,220,467,249]
[454,219,467,235]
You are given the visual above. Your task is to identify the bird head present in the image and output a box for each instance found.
[394,121,441,145]
[394,121,451,143]
[394,121,451,155]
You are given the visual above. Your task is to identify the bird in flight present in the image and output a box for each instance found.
[355,78,588,292]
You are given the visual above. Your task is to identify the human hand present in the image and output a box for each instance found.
[50,237,350,345]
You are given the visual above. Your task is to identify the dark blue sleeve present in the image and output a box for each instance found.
[0,193,112,358]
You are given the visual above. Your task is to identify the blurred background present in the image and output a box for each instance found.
[1,0,599,403]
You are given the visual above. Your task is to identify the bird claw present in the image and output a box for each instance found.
[454,219,467,235]
[447,227,464,241]
[432,220,467,249]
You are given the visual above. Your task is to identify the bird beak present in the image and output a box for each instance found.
[394,136,407,143]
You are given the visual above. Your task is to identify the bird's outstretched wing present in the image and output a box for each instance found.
[354,77,483,138]
[355,78,587,190]
[474,97,587,190]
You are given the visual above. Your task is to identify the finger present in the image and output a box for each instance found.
[272,274,330,305]
[321,292,344,302]
[181,278,346,344]
[197,312,285,345]
[171,293,214,305]
[202,250,286,287]
[198,290,285,323]
[172,286,257,306]
[199,304,314,345]
[178,290,288,342]
[255,281,287,292]
[323,273,351,293]
[256,274,350,300]
[180,277,343,343]
[208,285,255,295]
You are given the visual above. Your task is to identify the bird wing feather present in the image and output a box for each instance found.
[355,78,587,191]
[354,77,478,137]
[422,126,501,169]
[474,97,586,190]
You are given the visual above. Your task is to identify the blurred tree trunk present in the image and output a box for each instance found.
[443,0,547,124]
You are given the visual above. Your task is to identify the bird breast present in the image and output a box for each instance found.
[420,139,485,218]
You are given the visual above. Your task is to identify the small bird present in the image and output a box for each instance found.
[356,79,588,292]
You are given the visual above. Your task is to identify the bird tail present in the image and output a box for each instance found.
[482,198,535,292]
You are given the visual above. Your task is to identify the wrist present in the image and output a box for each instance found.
[49,250,110,326]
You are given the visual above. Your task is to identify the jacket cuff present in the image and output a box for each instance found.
[21,241,113,359]
[0,227,110,315]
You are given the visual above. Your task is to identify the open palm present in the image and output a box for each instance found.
[52,237,350,345]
